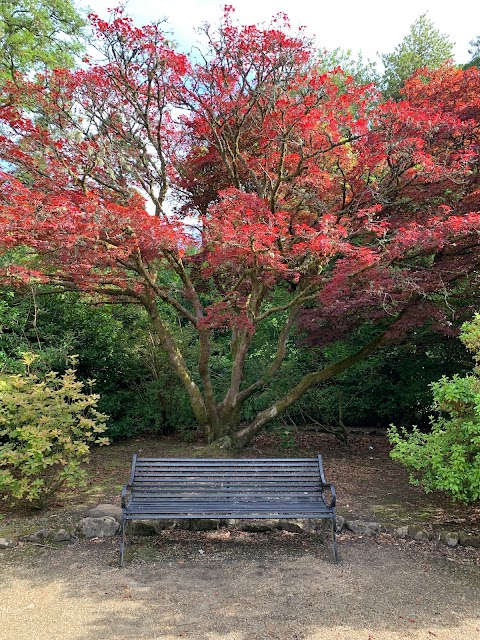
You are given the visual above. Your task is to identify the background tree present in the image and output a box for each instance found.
[464,36,480,69]
[380,13,454,99]
[0,0,87,83]
[275,328,473,436]
[1,10,480,449]
[317,47,380,88]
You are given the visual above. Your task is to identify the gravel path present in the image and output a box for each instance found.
[1,533,479,640]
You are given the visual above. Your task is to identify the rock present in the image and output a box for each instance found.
[0,538,16,549]
[153,520,176,532]
[379,523,396,535]
[336,516,345,533]
[22,529,49,543]
[184,519,220,531]
[216,436,233,450]
[52,529,71,543]
[278,519,306,533]
[407,525,432,542]
[439,530,458,548]
[241,520,278,532]
[346,520,381,536]
[222,519,241,528]
[87,504,122,522]
[458,532,480,549]
[303,519,324,534]
[132,521,157,536]
[394,525,409,538]
[308,520,323,534]
[76,516,119,539]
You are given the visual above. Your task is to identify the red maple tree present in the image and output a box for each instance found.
[1,8,480,447]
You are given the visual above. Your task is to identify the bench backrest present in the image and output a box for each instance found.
[129,456,326,498]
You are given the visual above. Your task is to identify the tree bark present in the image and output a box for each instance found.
[145,299,211,433]
[232,329,389,448]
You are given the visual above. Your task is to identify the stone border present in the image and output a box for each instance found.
[338,517,480,549]
[1,505,479,551]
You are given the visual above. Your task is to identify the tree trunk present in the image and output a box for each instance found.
[144,300,210,430]
[145,286,388,450]
[229,329,389,448]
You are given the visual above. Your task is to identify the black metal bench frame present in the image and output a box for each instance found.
[120,454,338,566]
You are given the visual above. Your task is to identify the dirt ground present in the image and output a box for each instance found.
[1,432,479,639]
[1,531,479,640]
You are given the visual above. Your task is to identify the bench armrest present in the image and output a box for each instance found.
[121,453,138,510]
[121,484,132,510]
[321,483,336,508]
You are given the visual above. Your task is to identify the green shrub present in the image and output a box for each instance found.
[0,290,196,439]
[0,354,109,508]
[388,315,480,503]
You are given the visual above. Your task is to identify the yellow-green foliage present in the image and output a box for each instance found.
[0,354,109,508]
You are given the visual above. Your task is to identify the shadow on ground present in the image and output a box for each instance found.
[1,533,479,640]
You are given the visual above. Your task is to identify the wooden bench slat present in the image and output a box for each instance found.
[130,492,324,498]
[136,467,318,478]
[132,495,323,500]
[125,510,331,521]
[131,485,322,489]
[132,488,322,493]
[126,505,332,513]
[132,471,318,480]
[133,468,320,473]
[130,497,328,503]
[132,483,321,488]
[132,476,321,481]
[135,468,318,473]
[135,458,318,462]
[132,487,322,492]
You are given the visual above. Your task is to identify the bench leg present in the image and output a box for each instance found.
[127,519,133,545]
[331,518,338,563]
[119,519,126,567]
[320,519,327,544]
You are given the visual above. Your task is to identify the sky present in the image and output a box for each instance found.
[81,0,479,64]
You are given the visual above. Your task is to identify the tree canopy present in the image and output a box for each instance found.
[1,8,480,448]
[380,13,454,99]
[317,47,380,88]
[0,0,86,82]
[464,36,480,69]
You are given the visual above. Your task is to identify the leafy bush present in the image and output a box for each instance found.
[388,315,480,503]
[0,354,109,508]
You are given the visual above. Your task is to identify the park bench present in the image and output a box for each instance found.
[119,454,338,566]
